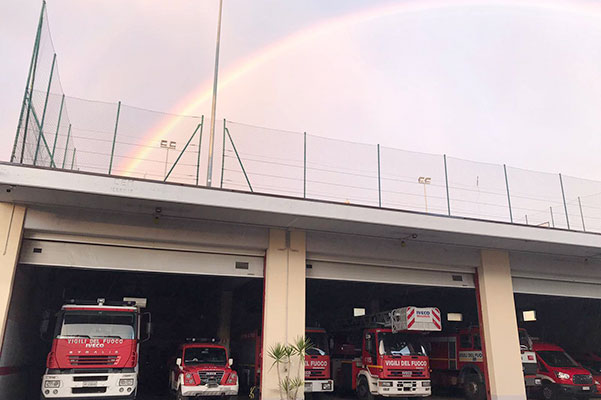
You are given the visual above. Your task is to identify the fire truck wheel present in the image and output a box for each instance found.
[357,377,375,400]
[463,374,486,400]
[540,383,557,400]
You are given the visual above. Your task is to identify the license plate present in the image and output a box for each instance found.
[82,381,98,387]
[582,387,590,391]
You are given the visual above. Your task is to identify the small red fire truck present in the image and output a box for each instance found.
[331,307,441,399]
[533,342,596,400]
[40,298,150,399]
[168,339,239,400]
[234,328,334,395]
[427,327,540,400]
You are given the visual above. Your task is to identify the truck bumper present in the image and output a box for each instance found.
[376,380,431,397]
[305,379,334,392]
[41,372,137,399]
[557,384,597,396]
[181,383,239,397]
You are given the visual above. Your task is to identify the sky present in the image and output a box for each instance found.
[1,0,601,185]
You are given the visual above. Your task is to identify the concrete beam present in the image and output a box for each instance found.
[0,203,26,352]
[478,250,525,400]
[261,230,306,400]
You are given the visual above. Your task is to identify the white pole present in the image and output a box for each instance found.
[206,0,224,187]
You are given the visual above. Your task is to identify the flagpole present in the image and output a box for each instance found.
[206,0,224,187]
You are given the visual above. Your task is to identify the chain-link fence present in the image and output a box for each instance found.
[11,2,601,235]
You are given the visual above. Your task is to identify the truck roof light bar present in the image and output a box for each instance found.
[66,299,138,307]
[186,337,219,343]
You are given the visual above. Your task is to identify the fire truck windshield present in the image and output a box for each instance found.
[57,311,136,340]
[306,332,329,356]
[537,351,579,368]
[378,332,427,357]
[184,347,227,366]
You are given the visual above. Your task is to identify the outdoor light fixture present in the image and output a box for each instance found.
[523,310,537,322]
[160,140,177,179]
[447,313,463,322]
[418,176,432,212]
[354,308,366,317]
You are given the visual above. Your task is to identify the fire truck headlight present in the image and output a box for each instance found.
[119,378,134,386]
[555,372,570,380]
[321,381,333,391]
[379,381,393,387]
[44,379,61,388]
[422,381,431,387]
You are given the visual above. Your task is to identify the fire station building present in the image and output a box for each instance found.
[1,162,601,400]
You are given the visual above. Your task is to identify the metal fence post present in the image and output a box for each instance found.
[503,164,513,223]
[303,132,307,199]
[33,53,56,165]
[550,206,555,228]
[71,148,76,170]
[444,154,451,216]
[108,101,121,175]
[225,124,253,192]
[13,0,45,163]
[377,144,382,207]
[62,124,71,169]
[559,173,570,229]
[196,115,204,186]
[578,196,586,232]
[51,93,65,160]
[220,119,226,189]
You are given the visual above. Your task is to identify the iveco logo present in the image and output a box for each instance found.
[85,343,105,348]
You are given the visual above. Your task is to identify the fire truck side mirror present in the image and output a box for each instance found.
[39,310,51,341]
[229,358,234,366]
[176,358,182,367]
[141,312,152,343]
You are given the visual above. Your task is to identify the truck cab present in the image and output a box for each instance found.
[169,341,239,400]
[360,328,431,397]
[40,298,147,400]
[305,328,334,393]
[533,342,596,400]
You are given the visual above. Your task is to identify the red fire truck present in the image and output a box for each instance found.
[427,327,540,400]
[533,342,596,400]
[331,307,441,399]
[40,298,150,399]
[233,328,334,396]
[168,339,239,399]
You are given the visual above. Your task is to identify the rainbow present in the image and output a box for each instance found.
[120,0,601,177]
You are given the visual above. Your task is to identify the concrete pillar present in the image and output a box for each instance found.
[477,249,525,400]
[261,229,306,400]
[0,203,26,351]
[217,291,232,353]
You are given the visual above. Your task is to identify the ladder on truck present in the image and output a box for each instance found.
[332,307,442,333]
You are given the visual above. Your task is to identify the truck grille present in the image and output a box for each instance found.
[72,387,107,394]
[388,369,426,378]
[73,375,108,382]
[199,371,224,385]
[573,375,593,385]
[69,355,119,366]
